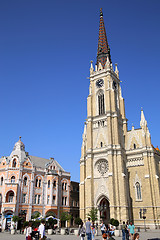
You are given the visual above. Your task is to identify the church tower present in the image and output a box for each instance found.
[80,9,130,223]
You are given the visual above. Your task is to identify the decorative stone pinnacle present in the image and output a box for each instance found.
[19,136,21,141]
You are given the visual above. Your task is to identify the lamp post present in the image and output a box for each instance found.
[139,208,147,231]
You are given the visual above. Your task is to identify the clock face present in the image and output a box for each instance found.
[96,79,104,88]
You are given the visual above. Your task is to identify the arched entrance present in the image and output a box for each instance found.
[98,198,110,225]
[4,211,13,230]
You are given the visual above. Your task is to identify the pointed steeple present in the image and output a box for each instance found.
[140,108,147,127]
[97,8,111,68]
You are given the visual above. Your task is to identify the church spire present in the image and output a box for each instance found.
[97,8,111,68]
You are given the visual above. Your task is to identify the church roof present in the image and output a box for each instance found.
[97,8,111,68]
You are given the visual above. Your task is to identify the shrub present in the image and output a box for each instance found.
[74,217,82,226]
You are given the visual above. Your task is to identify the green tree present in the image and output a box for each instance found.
[112,219,119,229]
[60,211,72,227]
[87,208,98,222]
[12,215,20,223]
[74,217,82,226]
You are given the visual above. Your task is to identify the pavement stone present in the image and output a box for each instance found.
[0,230,160,240]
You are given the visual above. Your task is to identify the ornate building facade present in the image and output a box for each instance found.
[80,9,160,229]
[0,137,70,230]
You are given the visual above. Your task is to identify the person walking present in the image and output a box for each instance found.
[128,222,135,240]
[125,221,129,240]
[38,219,46,240]
[91,223,96,240]
[122,221,126,240]
[100,221,106,235]
[78,222,86,240]
[85,218,92,240]
[133,233,139,240]
[26,221,32,240]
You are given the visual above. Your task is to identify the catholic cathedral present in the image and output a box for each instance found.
[80,9,160,229]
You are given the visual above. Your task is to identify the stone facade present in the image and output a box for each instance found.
[80,10,160,229]
[0,138,70,230]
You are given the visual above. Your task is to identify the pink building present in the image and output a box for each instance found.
[0,137,70,230]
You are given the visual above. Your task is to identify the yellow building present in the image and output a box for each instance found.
[80,9,160,229]
[0,137,70,230]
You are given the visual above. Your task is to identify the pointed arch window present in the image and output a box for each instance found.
[136,182,142,200]
[48,180,50,188]
[1,177,3,186]
[24,177,27,186]
[98,91,105,115]
[12,159,16,168]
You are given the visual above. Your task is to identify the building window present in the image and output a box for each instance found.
[39,179,41,188]
[1,177,3,186]
[62,182,64,190]
[134,144,136,149]
[12,159,16,168]
[52,195,56,205]
[22,194,26,203]
[0,193,2,203]
[98,92,105,115]
[35,179,38,187]
[11,176,15,183]
[48,180,50,188]
[100,142,103,147]
[136,182,142,200]
[62,197,67,206]
[38,195,41,204]
[34,195,37,204]
[53,181,56,188]
[24,177,27,186]
[8,192,14,202]
[47,195,50,204]
[65,183,67,190]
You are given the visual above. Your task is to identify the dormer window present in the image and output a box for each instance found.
[11,176,15,183]
[134,144,136,149]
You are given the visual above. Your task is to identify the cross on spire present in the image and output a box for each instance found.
[97,8,111,68]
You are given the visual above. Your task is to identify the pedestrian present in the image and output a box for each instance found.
[122,221,126,240]
[133,233,139,240]
[26,221,32,240]
[38,219,46,240]
[125,221,129,240]
[108,231,115,240]
[85,218,92,240]
[100,221,106,235]
[78,222,86,240]
[103,233,108,240]
[128,222,135,240]
[91,223,96,240]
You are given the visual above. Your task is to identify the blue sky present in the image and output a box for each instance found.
[0,0,160,182]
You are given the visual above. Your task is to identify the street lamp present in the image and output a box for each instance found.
[139,208,147,231]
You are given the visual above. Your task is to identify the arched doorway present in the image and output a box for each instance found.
[4,211,13,230]
[98,198,110,225]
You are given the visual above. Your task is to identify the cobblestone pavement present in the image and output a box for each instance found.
[0,230,160,240]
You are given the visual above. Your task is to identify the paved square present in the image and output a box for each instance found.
[0,230,160,240]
